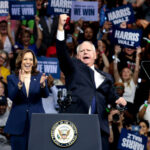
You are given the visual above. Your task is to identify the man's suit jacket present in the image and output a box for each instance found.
[56,40,119,134]
[4,73,49,135]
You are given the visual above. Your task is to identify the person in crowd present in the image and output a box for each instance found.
[8,15,42,56]
[108,108,125,150]
[116,47,138,72]
[0,79,12,150]
[35,0,59,56]
[95,40,110,73]
[0,20,12,56]
[114,82,125,97]
[147,131,150,150]
[42,75,58,113]
[138,90,150,126]
[0,51,10,83]
[0,95,11,150]
[21,0,44,44]
[0,79,12,110]
[138,119,149,137]
[4,49,49,150]
[56,14,127,150]
[113,45,141,118]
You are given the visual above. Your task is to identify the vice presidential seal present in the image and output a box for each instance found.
[51,120,78,147]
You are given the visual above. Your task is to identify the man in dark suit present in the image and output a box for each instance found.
[56,14,127,150]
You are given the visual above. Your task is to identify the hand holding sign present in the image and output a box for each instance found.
[58,14,69,31]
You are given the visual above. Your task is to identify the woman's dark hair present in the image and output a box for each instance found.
[15,49,39,76]
[106,0,123,9]
[139,119,149,128]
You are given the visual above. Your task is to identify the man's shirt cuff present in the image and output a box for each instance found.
[57,30,65,41]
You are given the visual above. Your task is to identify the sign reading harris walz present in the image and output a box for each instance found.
[9,1,36,20]
[0,0,9,16]
[47,0,73,15]
[37,57,60,79]
[106,4,135,26]
[118,128,147,150]
[112,27,142,48]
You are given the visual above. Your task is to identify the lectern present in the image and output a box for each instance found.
[28,113,102,150]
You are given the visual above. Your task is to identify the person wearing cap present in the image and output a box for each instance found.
[56,14,127,150]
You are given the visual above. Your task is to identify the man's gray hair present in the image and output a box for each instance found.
[76,41,96,53]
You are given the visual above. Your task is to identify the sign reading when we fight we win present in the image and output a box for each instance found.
[112,28,142,48]
[37,57,60,79]
[106,4,135,26]
[9,1,36,20]
[71,1,98,21]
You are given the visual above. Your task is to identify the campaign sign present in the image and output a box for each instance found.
[118,128,147,150]
[112,28,142,48]
[0,0,9,16]
[57,85,67,98]
[106,4,135,26]
[71,1,98,21]
[47,0,73,15]
[37,57,60,79]
[9,1,36,20]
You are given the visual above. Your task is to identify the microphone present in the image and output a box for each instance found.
[57,90,72,112]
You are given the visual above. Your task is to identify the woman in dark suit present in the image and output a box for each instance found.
[4,49,49,150]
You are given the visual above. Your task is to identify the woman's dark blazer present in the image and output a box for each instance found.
[4,73,49,135]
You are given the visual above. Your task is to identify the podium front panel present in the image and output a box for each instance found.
[28,113,102,150]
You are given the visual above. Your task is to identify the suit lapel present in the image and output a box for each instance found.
[15,76,27,97]
[22,83,27,97]
[77,59,96,88]
[88,67,96,88]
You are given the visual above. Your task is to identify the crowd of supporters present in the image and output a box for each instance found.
[0,0,150,149]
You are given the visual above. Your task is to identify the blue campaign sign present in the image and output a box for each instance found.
[47,0,73,15]
[9,1,36,20]
[112,27,142,48]
[0,0,9,16]
[106,4,135,26]
[71,1,98,21]
[37,57,60,79]
[118,128,147,150]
